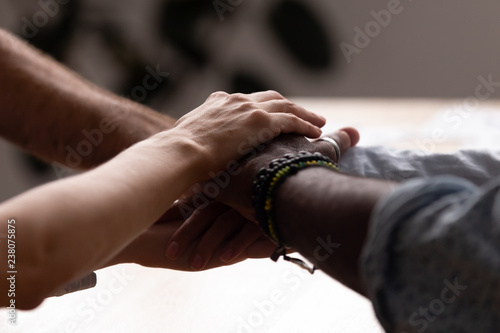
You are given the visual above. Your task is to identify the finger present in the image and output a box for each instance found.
[242,90,326,127]
[245,90,286,102]
[269,113,322,139]
[333,126,360,148]
[157,197,195,224]
[165,202,228,259]
[243,236,277,259]
[314,127,360,162]
[340,126,361,146]
[190,210,244,270]
[219,220,263,263]
[260,99,326,128]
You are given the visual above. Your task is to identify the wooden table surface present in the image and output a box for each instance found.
[2,98,500,333]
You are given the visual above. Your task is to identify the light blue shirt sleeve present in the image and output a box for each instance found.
[339,146,500,186]
[361,176,500,332]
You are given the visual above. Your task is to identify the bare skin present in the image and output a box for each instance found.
[0,28,328,309]
[103,206,276,271]
[273,167,395,294]
[0,28,174,169]
[166,129,359,270]
[168,128,397,295]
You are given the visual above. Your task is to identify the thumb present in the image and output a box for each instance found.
[321,127,360,161]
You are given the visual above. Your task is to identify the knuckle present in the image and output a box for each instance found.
[238,101,255,111]
[279,100,296,112]
[286,112,300,122]
[249,109,270,123]
[229,93,247,102]
[267,90,284,100]
[209,91,229,100]
[282,113,301,129]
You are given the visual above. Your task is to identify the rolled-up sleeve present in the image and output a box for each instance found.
[339,146,500,186]
[362,176,500,332]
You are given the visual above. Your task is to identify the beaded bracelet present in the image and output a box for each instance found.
[252,151,339,273]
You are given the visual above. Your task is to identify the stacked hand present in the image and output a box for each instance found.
[1,27,366,307]
[171,90,325,178]
[161,128,359,270]
[102,90,327,270]
[104,92,359,272]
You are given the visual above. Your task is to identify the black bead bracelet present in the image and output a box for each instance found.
[251,151,339,273]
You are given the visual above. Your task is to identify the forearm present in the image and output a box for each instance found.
[0,88,324,308]
[0,29,175,168]
[0,131,203,308]
[274,168,395,295]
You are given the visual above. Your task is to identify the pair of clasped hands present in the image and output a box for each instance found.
[115,91,359,272]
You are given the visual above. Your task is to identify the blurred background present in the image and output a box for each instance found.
[1,0,500,199]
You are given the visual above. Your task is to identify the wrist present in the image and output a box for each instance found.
[252,152,339,245]
[63,99,176,169]
[114,103,175,145]
[151,129,212,182]
[232,140,335,215]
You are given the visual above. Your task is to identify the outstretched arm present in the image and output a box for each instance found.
[0,28,174,169]
[0,91,324,310]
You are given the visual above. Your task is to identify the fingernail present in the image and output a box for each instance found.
[191,254,203,270]
[166,241,179,259]
[220,248,234,262]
